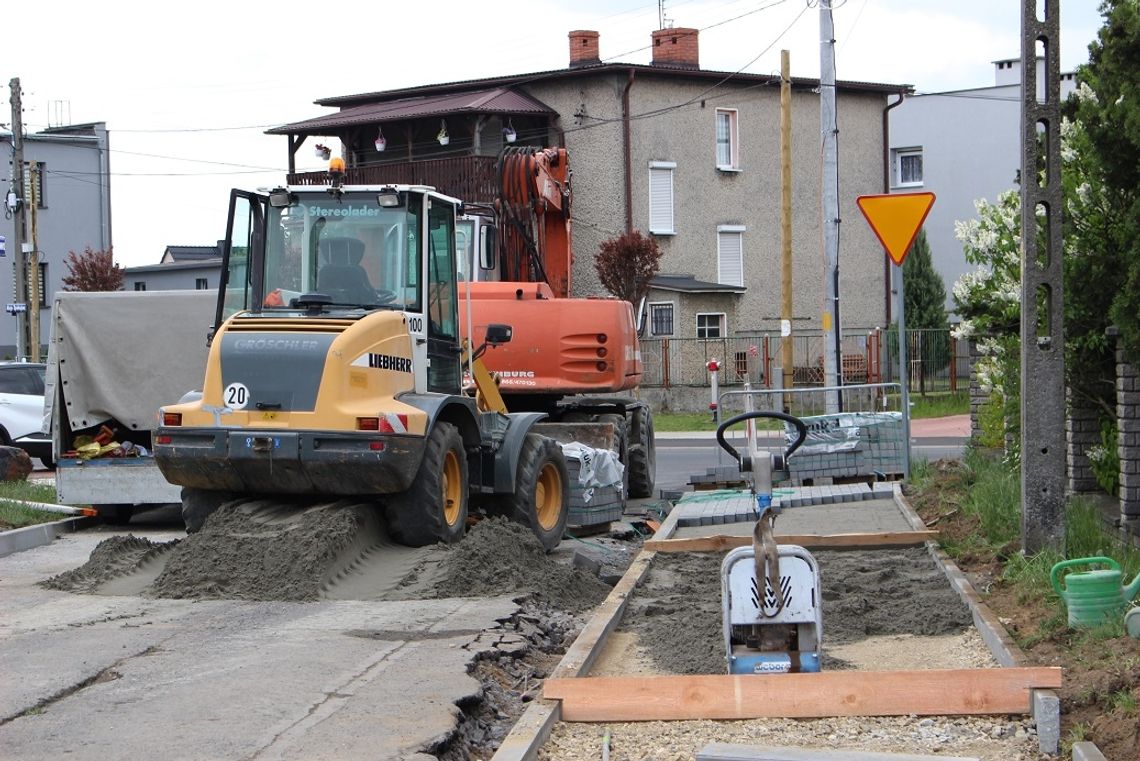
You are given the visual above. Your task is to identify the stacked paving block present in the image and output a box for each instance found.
[787,412,905,484]
[673,482,895,527]
[565,454,624,528]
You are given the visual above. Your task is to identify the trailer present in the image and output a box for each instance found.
[46,290,214,522]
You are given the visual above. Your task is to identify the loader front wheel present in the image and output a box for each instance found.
[181,488,233,534]
[506,434,569,552]
[387,422,468,547]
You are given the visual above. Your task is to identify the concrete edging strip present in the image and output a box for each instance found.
[893,485,1060,755]
[492,520,669,760]
[0,515,93,558]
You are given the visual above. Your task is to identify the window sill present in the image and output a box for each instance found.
[649,230,675,236]
[893,181,924,189]
[716,166,742,173]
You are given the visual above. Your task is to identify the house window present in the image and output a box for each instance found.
[36,262,46,305]
[696,312,724,339]
[895,148,923,187]
[195,278,209,290]
[134,282,147,291]
[648,161,675,235]
[715,109,739,170]
[11,262,48,304]
[717,225,745,287]
[648,302,674,337]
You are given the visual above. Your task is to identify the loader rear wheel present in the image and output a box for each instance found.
[507,434,569,552]
[626,405,656,498]
[181,488,233,534]
[386,422,468,547]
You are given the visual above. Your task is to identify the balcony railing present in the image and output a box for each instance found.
[287,155,499,203]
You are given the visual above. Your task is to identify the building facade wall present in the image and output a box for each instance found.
[0,126,111,358]
[528,73,889,338]
[123,264,221,292]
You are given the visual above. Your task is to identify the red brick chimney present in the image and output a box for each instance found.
[651,27,699,69]
[569,30,600,68]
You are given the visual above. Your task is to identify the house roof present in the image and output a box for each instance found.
[268,87,556,135]
[308,62,909,110]
[650,274,746,294]
[123,259,222,275]
[164,245,221,262]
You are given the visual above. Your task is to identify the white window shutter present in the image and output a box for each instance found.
[649,165,674,234]
[718,229,743,286]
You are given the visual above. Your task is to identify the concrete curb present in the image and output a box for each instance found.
[892,486,1060,755]
[0,515,94,558]
[1071,740,1109,760]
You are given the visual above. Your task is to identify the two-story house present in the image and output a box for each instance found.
[122,244,223,292]
[888,57,1077,319]
[268,27,907,351]
[0,122,112,358]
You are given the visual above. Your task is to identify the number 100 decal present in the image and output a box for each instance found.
[225,382,250,410]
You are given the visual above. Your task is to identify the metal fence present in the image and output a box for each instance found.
[640,328,967,394]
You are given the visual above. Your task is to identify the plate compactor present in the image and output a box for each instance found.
[715,411,823,675]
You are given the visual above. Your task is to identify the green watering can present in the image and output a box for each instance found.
[1051,557,1140,628]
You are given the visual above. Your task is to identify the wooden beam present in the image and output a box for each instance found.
[644,530,937,553]
[543,668,1062,721]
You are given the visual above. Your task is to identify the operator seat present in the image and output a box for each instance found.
[317,237,376,304]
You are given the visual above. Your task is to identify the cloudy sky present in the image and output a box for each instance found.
[4,0,1105,268]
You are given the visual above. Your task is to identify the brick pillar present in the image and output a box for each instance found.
[1066,388,1101,494]
[1115,330,1140,522]
[968,339,985,441]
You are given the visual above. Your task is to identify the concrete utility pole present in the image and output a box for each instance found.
[780,50,794,409]
[819,1,841,413]
[1020,0,1065,552]
[8,78,29,360]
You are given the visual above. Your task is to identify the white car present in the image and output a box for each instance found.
[0,362,53,469]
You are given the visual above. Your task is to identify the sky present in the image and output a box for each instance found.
[3,0,1106,268]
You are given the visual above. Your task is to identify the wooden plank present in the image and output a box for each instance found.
[697,744,980,761]
[643,530,937,553]
[543,668,1062,721]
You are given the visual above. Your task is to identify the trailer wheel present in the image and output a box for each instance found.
[507,434,569,552]
[626,405,656,498]
[387,422,468,547]
[181,488,233,533]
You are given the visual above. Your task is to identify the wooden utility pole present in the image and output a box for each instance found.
[29,166,41,362]
[8,78,29,360]
[780,50,794,407]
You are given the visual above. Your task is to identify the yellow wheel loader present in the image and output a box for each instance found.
[153,181,570,550]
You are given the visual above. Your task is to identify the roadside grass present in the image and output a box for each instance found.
[917,446,1140,642]
[0,481,62,530]
[653,390,969,432]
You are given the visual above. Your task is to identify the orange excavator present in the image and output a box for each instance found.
[459,146,656,498]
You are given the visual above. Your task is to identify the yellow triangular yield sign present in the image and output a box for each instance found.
[856,192,936,266]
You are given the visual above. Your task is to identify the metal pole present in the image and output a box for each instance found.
[28,165,40,362]
[819,2,841,412]
[894,264,912,477]
[8,78,28,361]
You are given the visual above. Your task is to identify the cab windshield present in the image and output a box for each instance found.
[263,194,421,311]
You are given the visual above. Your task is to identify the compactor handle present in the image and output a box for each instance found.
[1050,556,1120,595]
[715,411,808,469]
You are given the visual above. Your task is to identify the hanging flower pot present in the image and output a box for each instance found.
[437,120,450,146]
[374,129,386,152]
[314,143,332,160]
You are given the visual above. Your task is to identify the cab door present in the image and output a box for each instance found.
[426,200,461,394]
[215,190,267,329]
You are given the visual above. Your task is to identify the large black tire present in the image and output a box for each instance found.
[505,434,569,552]
[386,422,469,547]
[181,488,233,533]
[596,413,630,497]
[626,405,656,498]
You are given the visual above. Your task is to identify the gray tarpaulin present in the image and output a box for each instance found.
[45,290,215,433]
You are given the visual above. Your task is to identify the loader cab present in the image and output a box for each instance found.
[217,184,463,395]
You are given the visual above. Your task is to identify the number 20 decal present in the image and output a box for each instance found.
[408,316,424,332]
[225,382,250,410]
